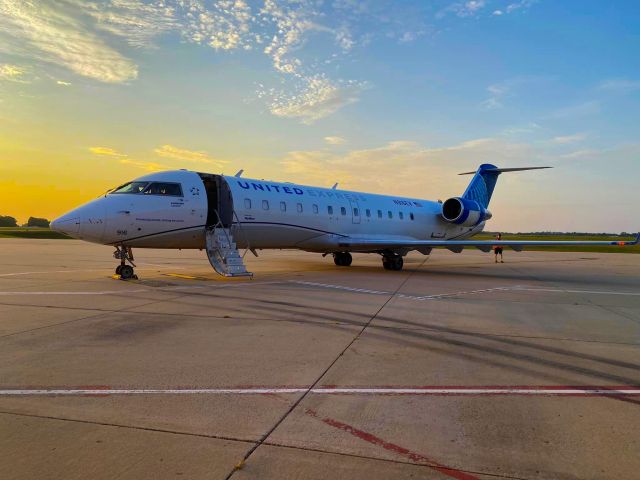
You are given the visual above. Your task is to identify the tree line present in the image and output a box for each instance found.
[0,216,50,228]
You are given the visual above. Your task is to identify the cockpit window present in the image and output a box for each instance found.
[111,182,149,194]
[143,182,183,196]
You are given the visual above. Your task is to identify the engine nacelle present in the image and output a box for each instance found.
[441,197,492,227]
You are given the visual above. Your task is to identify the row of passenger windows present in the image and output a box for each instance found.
[244,198,415,221]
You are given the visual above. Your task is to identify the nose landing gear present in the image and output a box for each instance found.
[114,246,137,279]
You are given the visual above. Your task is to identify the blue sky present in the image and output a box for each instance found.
[0,0,639,231]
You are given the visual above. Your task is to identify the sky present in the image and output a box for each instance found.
[0,0,639,232]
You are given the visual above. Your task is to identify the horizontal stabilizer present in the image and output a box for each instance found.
[459,166,552,176]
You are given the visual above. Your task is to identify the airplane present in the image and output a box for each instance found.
[50,164,639,279]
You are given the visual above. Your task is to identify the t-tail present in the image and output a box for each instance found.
[441,164,551,227]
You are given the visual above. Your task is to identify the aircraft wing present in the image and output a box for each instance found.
[338,233,640,253]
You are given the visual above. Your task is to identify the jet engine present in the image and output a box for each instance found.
[441,197,492,227]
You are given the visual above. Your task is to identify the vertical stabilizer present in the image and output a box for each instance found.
[461,164,500,208]
[460,164,551,208]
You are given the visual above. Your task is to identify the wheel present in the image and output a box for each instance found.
[115,265,123,275]
[333,252,352,267]
[382,255,403,271]
[119,265,135,279]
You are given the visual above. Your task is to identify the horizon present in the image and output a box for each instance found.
[1,1,639,232]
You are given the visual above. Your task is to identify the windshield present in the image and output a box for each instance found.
[111,182,149,194]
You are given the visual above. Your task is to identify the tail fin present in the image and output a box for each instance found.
[459,164,552,208]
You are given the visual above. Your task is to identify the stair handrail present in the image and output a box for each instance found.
[231,209,251,259]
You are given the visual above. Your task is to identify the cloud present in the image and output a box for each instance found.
[547,100,600,119]
[0,0,138,83]
[597,79,640,94]
[505,0,537,14]
[263,77,365,124]
[154,144,228,166]
[89,146,127,157]
[281,137,535,196]
[438,1,486,19]
[324,136,347,145]
[56,80,71,86]
[558,149,600,160]
[119,158,170,172]
[551,133,587,145]
[0,63,29,82]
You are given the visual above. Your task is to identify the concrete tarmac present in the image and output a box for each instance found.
[0,239,638,480]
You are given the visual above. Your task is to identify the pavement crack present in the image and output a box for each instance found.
[223,259,429,480]
[0,410,255,445]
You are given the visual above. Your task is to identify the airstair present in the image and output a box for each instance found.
[205,224,253,278]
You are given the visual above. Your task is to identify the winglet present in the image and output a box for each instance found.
[332,183,338,189]
[235,169,244,177]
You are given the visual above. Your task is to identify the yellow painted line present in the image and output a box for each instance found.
[164,273,200,280]
[162,273,250,282]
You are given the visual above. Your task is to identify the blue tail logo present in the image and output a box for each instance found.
[460,164,552,208]
[462,164,500,208]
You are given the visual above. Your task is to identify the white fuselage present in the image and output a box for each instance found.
[51,170,484,252]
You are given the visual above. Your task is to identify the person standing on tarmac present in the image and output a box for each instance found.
[494,233,504,263]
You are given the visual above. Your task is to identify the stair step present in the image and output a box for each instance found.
[205,226,252,278]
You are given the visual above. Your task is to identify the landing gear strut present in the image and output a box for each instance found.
[333,252,353,267]
[114,246,137,279]
[382,253,403,271]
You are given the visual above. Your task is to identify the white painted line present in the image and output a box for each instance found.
[0,290,150,296]
[0,269,101,277]
[1,387,639,396]
[510,288,640,297]
[292,281,513,301]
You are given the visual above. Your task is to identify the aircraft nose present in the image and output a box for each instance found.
[50,212,81,236]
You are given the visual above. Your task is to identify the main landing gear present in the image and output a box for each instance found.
[333,252,353,267]
[114,246,137,280]
[382,253,403,271]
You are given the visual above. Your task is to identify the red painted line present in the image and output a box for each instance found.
[305,409,480,480]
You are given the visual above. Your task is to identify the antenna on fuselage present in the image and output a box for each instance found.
[331,183,338,189]
[235,169,244,177]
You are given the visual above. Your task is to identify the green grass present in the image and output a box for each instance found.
[474,233,640,254]
[0,227,70,239]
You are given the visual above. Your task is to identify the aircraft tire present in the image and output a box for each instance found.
[334,252,352,267]
[115,265,123,275]
[383,255,403,271]
[120,265,135,279]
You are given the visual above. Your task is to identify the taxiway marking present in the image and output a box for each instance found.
[292,281,513,301]
[2,387,639,396]
[292,281,640,299]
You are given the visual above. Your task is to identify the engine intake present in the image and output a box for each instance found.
[441,197,491,227]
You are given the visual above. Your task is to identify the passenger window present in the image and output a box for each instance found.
[353,208,359,216]
[280,201,286,212]
[297,203,303,213]
[341,207,347,216]
[377,210,382,219]
[366,209,371,218]
[410,212,415,221]
[143,182,183,196]
[388,211,393,219]
[262,200,269,210]
[313,204,319,214]
[244,198,251,209]
[399,212,404,220]
[328,206,334,215]
[111,181,148,194]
